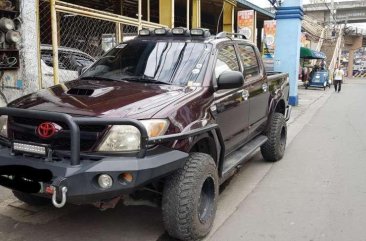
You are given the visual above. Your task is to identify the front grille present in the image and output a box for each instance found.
[9,117,107,151]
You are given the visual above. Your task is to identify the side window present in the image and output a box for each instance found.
[59,52,74,70]
[40,50,70,70]
[41,50,53,67]
[215,45,240,79]
[237,45,260,78]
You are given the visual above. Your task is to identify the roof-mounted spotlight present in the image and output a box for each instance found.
[172,27,187,35]
[190,28,211,37]
[139,29,151,36]
[154,28,168,35]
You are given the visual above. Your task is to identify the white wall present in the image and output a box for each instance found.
[1,0,40,105]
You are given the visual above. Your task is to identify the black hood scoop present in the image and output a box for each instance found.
[67,88,94,96]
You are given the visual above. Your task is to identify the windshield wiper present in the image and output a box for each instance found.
[122,76,171,85]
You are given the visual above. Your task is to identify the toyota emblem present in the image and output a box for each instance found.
[36,122,62,139]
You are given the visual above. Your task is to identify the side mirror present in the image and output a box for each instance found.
[217,71,244,90]
[78,66,88,76]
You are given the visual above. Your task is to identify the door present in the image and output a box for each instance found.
[212,44,250,154]
[237,44,269,138]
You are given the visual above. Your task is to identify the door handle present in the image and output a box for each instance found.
[241,89,249,101]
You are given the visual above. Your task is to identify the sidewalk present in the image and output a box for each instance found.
[287,81,332,141]
[205,81,333,241]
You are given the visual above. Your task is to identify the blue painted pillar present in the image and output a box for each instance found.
[274,0,304,106]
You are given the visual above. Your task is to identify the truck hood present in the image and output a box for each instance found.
[8,79,194,118]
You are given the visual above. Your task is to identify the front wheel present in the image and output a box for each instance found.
[261,113,287,162]
[162,153,219,241]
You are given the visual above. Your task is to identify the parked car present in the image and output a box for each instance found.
[0,28,290,241]
[40,44,95,87]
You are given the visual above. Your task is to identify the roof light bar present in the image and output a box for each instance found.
[172,27,186,35]
[154,28,168,35]
[190,29,204,36]
[190,28,211,37]
[139,29,150,36]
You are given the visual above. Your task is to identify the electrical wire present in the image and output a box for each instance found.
[267,0,279,9]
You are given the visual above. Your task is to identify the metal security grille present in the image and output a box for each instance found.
[59,14,116,58]
[38,0,164,88]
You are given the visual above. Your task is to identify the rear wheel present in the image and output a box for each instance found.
[162,153,219,241]
[12,191,50,206]
[261,113,287,162]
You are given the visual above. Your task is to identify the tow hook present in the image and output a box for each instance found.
[51,186,68,208]
[51,177,68,208]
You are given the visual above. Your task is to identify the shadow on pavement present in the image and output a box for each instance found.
[0,202,165,241]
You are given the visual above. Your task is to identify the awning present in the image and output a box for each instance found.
[300,47,326,59]
[236,0,275,19]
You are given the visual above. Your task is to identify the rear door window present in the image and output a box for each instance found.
[237,44,260,78]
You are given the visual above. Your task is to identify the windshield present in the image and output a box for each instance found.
[81,40,212,86]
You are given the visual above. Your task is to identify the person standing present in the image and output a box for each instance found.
[334,66,344,93]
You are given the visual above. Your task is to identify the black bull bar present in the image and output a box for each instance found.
[0,107,221,165]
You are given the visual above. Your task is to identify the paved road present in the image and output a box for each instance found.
[211,79,366,241]
[0,79,348,241]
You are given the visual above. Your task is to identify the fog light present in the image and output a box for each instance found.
[98,174,113,189]
[120,172,133,184]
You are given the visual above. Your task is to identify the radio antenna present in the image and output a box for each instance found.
[216,3,224,34]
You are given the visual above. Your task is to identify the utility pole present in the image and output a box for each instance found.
[274,0,304,106]
[331,0,335,28]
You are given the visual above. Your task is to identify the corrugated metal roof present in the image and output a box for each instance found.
[236,0,275,19]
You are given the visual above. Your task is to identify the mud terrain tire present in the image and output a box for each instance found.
[162,153,219,241]
[261,113,287,162]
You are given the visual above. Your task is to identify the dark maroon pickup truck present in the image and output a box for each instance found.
[0,28,290,240]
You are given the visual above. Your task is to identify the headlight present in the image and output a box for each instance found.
[97,119,169,152]
[0,116,8,138]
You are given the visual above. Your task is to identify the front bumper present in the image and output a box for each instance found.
[0,146,188,204]
[0,107,219,206]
